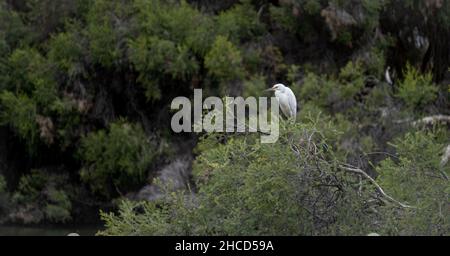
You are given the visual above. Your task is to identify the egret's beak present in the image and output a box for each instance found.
[265,88,275,92]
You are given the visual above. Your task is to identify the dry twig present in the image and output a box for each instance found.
[339,164,416,209]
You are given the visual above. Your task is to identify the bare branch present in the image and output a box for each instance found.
[412,115,450,126]
[339,164,416,209]
[394,114,450,126]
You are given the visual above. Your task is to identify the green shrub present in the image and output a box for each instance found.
[7,47,49,94]
[127,0,216,100]
[376,131,450,235]
[337,61,365,100]
[216,1,265,43]
[242,75,267,98]
[47,31,85,78]
[134,0,214,56]
[86,0,134,68]
[0,3,29,53]
[44,188,72,223]
[44,204,72,223]
[360,45,387,78]
[0,91,38,150]
[299,71,340,111]
[99,120,379,235]
[128,35,199,100]
[299,61,366,113]
[79,120,159,198]
[269,5,299,34]
[12,170,73,223]
[360,0,385,30]
[14,170,48,203]
[396,64,438,110]
[23,0,78,40]
[205,36,244,82]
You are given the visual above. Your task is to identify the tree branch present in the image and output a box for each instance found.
[339,164,416,209]
[412,115,450,126]
[394,114,450,126]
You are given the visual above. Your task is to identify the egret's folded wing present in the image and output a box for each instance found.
[287,88,297,118]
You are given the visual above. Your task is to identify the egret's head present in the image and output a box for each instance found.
[265,83,286,92]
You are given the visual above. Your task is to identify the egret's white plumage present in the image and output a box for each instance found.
[266,83,297,120]
[385,66,393,85]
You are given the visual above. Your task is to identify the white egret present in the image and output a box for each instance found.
[385,66,393,85]
[266,83,297,120]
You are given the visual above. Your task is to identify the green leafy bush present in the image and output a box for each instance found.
[0,3,29,54]
[86,0,133,68]
[376,131,450,235]
[269,4,299,34]
[299,61,367,114]
[128,35,199,100]
[99,110,448,236]
[44,188,72,223]
[7,47,49,94]
[23,0,78,40]
[99,120,380,235]
[0,92,38,150]
[396,64,438,109]
[242,75,267,98]
[205,36,244,82]
[0,0,448,231]
[216,1,265,43]
[47,31,85,78]
[134,0,213,56]
[79,120,158,198]
[12,170,73,224]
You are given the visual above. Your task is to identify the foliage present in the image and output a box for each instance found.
[396,64,438,110]
[79,120,159,198]
[47,31,86,78]
[376,130,450,235]
[216,1,265,44]
[99,120,380,235]
[298,61,366,113]
[134,0,214,56]
[44,188,72,223]
[242,75,267,98]
[128,36,199,100]
[100,123,450,236]
[23,0,78,40]
[6,47,50,94]
[0,91,38,150]
[337,61,366,100]
[205,36,244,83]
[12,170,73,223]
[86,0,133,68]
[0,0,448,230]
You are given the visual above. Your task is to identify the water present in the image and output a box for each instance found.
[0,225,102,236]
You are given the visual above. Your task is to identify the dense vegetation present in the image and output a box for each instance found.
[0,0,449,235]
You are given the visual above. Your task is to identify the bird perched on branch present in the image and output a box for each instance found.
[266,83,297,120]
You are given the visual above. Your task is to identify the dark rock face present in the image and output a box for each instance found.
[136,155,193,202]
